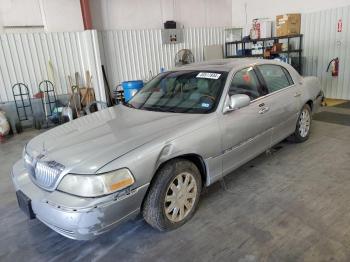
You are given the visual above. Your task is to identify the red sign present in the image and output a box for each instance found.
[338,19,343,32]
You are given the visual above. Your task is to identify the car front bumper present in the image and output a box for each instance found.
[11,160,149,240]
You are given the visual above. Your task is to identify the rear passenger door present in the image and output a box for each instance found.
[256,64,301,145]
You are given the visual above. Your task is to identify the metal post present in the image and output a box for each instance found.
[80,0,93,30]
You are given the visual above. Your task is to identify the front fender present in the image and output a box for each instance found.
[98,115,222,189]
[154,120,222,186]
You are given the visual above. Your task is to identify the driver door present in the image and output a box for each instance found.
[220,67,273,175]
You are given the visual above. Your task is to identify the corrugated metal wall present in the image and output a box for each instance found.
[4,16,348,103]
[0,30,105,103]
[302,5,350,99]
[0,28,225,103]
[99,27,226,88]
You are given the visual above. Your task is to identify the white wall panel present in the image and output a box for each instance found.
[0,0,83,32]
[99,27,226,88]
[41,0,84,32]
[0,30,105,103]
[302,5,350,99]
[2,0,43,27]
[0,27,225,103]
[89,0,232,30]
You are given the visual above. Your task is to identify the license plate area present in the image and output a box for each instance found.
[16,190,36,219]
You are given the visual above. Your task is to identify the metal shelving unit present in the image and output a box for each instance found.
[225,34,303,74]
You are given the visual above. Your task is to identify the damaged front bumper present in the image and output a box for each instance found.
[11,160,149,240]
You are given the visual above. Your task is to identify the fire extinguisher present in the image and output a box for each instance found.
[326,57,339,77]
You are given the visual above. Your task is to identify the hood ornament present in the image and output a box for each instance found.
[38,142,48,160]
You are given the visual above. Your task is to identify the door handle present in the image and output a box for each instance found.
[294,92,301,97]
[258,107,270,114]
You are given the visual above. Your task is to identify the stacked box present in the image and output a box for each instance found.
[276,14,301,37]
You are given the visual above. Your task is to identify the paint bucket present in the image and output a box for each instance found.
[122,80,144,102]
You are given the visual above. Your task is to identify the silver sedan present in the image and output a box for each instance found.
[12,59,323,240]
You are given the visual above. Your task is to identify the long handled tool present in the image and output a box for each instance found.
[68,74,82,118]
[101,65,113,106]
[81,70,95,107]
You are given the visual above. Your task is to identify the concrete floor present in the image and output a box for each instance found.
[1,107,350,262]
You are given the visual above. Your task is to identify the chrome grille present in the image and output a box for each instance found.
[24,153,65,190]
[34,161,64,188]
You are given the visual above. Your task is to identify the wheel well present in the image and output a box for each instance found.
[153,154,207,188]
[306,100,313,111]
[179,154,207,186]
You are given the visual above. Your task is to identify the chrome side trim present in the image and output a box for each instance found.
[208,127,273,160]
[225,127,272,154]
[249,84,297,104]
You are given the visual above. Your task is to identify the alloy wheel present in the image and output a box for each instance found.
[299,108,311,138]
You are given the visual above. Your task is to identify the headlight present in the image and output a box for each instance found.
[57,169,135,197]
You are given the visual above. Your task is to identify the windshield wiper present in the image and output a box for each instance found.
[123,102,135,108]
[142,106,168,112]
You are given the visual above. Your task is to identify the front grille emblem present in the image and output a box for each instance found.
[24,148,65,190]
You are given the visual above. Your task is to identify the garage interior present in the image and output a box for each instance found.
[1,0,350,261]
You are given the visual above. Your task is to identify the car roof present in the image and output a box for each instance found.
[174,58,285,72]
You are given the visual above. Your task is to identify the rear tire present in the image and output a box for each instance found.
[292,104,312,143]
[142,159,202,231]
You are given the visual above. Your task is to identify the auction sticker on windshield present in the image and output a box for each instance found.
[196,72,221,79]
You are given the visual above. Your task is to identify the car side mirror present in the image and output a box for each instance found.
[224,94,250,113]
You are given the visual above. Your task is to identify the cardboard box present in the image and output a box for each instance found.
[258,20,272,38]
[276,14,301,37]
[250,19,272,39]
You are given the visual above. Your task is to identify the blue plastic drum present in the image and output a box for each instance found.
[122,80,144,101]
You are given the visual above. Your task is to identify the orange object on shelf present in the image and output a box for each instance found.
[271,43,283,53]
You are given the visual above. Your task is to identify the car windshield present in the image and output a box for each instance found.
[126,70,228,113]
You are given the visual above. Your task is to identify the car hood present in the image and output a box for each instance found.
[26,105,204,174]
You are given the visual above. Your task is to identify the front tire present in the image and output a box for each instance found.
[293,104,312,143]
[142,159,202,231]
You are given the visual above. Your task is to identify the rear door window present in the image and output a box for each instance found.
[229,67,261,100]
[257,65,293,93]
